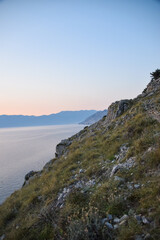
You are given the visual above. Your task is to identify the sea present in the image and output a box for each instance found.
[0,124,84,204]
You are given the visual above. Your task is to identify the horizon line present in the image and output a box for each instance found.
[0,109,107,117]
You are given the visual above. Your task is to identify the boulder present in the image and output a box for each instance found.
[55,139,72,157]
[110,165,121,176]
[110,157,135,177]
[119,214,129,222]
[105,222,113,229]
[24,170,37,181]
[0,234,5,240]
[23,170,39,186]
[113,217,120,223]
[107,214,113,221]
[135,215,142,223]
[134,184,141,189]
[142,216,150,224]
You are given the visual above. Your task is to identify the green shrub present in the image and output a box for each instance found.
[150,69,160,80]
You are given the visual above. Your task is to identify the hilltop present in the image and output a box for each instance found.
[0,73,160,240]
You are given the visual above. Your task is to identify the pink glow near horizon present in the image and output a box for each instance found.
[0,0,159,116]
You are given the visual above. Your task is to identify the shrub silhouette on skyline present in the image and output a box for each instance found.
[150,69,160,80]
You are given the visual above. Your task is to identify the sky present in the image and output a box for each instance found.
[0,0,160,115]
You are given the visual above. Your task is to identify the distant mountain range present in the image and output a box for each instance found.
[0,110,97,128]
[80,109,108,125]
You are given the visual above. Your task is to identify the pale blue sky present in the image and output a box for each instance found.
[0,0,160,115]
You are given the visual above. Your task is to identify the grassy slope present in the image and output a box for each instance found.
[0,85,160,240]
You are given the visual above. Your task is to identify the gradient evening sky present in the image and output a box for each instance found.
[0,0,160,115]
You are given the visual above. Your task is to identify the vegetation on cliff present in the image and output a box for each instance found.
[0,72,160,240]
[150,69,160,81]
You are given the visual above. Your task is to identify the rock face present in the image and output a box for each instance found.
[23,170,39,186]
[143,77,160,94]
[101,99,132,127]
[115,100,132,117]
[24,171,36,181]
[55,139,72,157]
[140,77,160,123]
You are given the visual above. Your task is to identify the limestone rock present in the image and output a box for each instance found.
[114,176,125,183]
[79,169,84,173]
[23,170,39,186]
[43,159,54,171]
[113,217,120,223]
[24,170,36,181]
[114,144,129,162]
[135,215,142,223]
[144,233,151,239]
[0,235,5,240]
[101,218,108,224]
[111,157,135,177]
[142,216,150,224]
[143,77,160,95]
[119,214,129,222]
[107,214,113,221]
[105,222,113,229]
[55,139,72,157]
[116,100,133,118]
[134,184,141,189]
[105,99,132,124]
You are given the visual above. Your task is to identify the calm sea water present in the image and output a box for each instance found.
[0,124,84,204]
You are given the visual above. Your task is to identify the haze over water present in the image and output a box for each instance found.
[0,124,84,204]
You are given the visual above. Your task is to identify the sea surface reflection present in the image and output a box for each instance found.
[0,124,84,204]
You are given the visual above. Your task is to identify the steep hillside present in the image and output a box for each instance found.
[80,110,108,125]
[0,76,160,240]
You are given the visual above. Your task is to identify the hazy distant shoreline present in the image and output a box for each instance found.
[0,110,96,128]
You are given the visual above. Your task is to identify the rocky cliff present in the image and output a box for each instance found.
[0,75,160,240]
